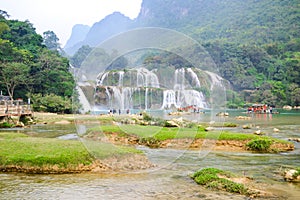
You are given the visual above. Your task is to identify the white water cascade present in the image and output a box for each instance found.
[160,68,207,109]
[95,67,225,111]
[205,71,225,89]
[187,68,201,88]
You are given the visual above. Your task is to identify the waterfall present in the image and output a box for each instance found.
[187,68,201,88]
[136,68,160,88]
[161,90,178,109]
[94,67,224,111]
[97,72,109,85]
[76,85,92,113]
[180,90,207,109]
[137,70,144,87]
[205,71,225,89]
[174,68,185,90]
[118,71,124,87]
[145,88,148,110]
[161,90,207,109]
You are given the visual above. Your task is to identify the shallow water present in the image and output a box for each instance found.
[0,110,299,199]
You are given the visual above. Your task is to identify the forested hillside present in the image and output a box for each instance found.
[70,0,299,107]
[0,11,77,113]
[137,0,299,44]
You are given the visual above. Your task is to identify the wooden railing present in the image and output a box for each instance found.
[0,100,32,117]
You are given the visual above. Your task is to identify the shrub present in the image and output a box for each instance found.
[0,122,14,128]
[142,112,152,121]
[186,122,198,128]
[224,122,238,127]
[139,137,160,148]
[293,167,300,178]
[191,167,247,194]
[246,138,272,152]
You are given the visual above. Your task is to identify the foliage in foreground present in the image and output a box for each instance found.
[191,168,248,194]
[0,13,77,113]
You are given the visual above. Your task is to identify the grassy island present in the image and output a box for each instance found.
[0,132,148,173]
[191,168,248,194]
[91,124,294,152]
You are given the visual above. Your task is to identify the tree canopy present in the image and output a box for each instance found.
[0,13,76,113]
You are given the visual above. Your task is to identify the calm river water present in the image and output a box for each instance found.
[0,110,299,200]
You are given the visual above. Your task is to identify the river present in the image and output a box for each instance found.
[0,110,299,199]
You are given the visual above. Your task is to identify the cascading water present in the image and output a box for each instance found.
[187,68,201,88]
[161,90,178,109]
[95,67,224,111]
[205,71,225,89]
[118,71,124,87]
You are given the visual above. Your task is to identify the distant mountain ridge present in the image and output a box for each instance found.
[64,12,134,55]
[64,0,299,55]
[64,24,90,50]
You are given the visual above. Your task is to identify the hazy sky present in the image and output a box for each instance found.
[0,0,143,46]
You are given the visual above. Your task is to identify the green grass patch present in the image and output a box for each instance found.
[99,125,260,141]
[0,132,93,169]
[81,139,143,159]
[0,132,29,139]
[0,131,145,172]
[191,167,248,194]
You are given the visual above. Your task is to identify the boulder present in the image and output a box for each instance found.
[15,121,25,127]
[216,112,229,116]
[165,120,180,127]
[288,138,300,142]
[284,169,300,182]
[205,126,214,131]
[242,124,251,129]
[273,128,280,132]
[283,105,292,110]
[254,130,264,135]
[236,116,251,120]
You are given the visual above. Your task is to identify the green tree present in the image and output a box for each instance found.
[30,49,75,97]
[70,45,93,68]
[1,20,43,52]
[0,62,30,100]
[288,83,300,106]
[43,30,61,51]
[0,21,9,35]
[30,93,73,113]
[0,10,10,19]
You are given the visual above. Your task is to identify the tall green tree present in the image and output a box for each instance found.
[43,30,60,51]
[30,49,75,97]
[0,62,30,100]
